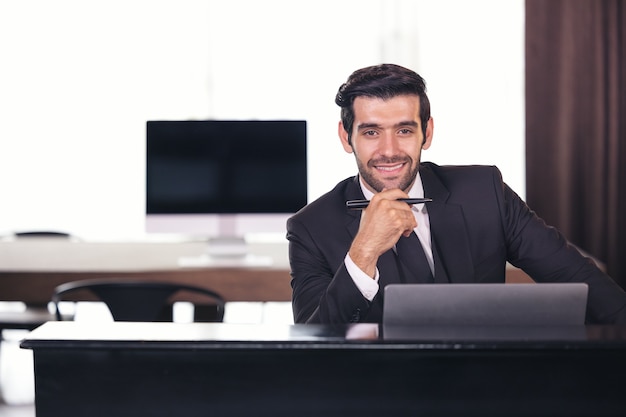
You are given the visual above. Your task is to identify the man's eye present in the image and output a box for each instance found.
[398,128,412,135]
[363,130,377,136]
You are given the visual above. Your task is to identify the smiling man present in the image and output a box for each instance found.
[286,63,626,324]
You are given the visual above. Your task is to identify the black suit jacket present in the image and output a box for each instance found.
[287,163,626,324]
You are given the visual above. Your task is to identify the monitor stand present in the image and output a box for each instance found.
[178,238,274,268]
[177,216,274,268]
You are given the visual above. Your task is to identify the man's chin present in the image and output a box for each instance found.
[372,179,404,192]
[360,170,416,193]
[380,175,417,193]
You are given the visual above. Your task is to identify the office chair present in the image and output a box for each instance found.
[51,279,226,322]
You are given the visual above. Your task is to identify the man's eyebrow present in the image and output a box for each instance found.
[356,122,382,130]
[394,120,419,128]
[356,121,419,130]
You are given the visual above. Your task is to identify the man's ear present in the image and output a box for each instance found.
[338,121,353,153]
[422,117,434,150]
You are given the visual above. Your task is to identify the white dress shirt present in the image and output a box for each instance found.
[345,174,434,301]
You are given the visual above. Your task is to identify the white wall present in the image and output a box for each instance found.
[0,0,524,240]
[414,0,526,192]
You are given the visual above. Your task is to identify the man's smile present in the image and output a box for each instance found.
[374,162,406,173]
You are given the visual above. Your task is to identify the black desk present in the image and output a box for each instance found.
[21,322,626,417]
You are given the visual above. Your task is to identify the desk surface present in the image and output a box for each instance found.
[21,321,626,350]
[0,237,290,271]
[0,237,293,304]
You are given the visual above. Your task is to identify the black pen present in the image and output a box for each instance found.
[346,198,433,210]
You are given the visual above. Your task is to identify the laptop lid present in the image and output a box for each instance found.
[383,283,588,327]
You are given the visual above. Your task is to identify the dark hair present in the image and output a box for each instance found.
[335,64,431,143]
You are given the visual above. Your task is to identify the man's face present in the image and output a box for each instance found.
[339,94,433,194]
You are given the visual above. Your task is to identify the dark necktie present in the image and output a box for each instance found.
[395,231,434,283]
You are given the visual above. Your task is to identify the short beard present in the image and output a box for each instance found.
[356,155,419,193]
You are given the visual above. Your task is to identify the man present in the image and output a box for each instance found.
[287,63,626,324]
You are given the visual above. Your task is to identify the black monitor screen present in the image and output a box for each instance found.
[146,120,307,214]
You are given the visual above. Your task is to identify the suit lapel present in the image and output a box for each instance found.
[420,165,475,283]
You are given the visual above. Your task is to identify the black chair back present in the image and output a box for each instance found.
[52,279,225,322]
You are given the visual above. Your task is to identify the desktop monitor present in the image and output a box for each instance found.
[145,120,307,263]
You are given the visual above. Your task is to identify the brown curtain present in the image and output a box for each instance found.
[525,0,626,287]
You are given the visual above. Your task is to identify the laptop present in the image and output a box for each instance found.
[383,283,588,327]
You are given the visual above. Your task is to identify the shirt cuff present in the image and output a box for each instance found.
[344,252,380,301]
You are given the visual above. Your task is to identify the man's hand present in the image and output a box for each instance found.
[348,189,417,278]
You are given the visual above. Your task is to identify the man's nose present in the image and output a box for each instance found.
[378,133,400,155]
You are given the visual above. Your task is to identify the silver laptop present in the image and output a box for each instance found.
[383,283,588,327]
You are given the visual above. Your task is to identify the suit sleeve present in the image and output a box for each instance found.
[494,168,626,323]
[287,216,372,324]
